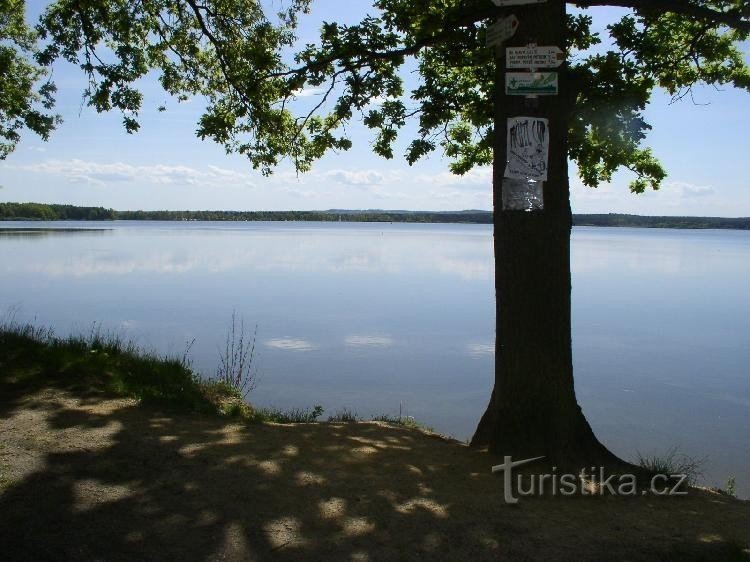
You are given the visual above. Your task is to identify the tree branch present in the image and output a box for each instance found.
[574,0,750,33]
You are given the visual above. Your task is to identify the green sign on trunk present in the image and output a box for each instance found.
[505,72,558,96]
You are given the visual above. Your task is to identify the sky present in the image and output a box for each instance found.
[1,1,748,215]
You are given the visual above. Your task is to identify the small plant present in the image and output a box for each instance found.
[180,338,196,369]
[82,322,139,356]
[256,404,324,423]
[216,311,258,399]
[372,414,433,432]
[372,414,400,424]
[328,408,359,423]
[225,401,245,418]
[0,308,54,342]
[725,475,737,498]
[635,446,706,486]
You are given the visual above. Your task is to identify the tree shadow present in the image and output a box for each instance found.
[1,385,749,561]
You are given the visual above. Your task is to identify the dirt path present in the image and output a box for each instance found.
[1,386,748,561]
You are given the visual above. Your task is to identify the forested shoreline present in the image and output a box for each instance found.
[2,202,749,230]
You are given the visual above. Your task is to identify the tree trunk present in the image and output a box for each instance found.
[471,0,618,469]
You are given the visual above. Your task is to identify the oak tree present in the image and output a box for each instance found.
[5,0,748,466]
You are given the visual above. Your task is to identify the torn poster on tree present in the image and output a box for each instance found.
[502,178,544,211]
[505,116,549,181]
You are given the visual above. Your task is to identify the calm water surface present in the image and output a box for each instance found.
[1,221,748,495]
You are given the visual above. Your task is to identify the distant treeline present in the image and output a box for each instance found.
[573,214,750,230]
[0,202,115,221]
[2,202,749,230]
[114,209,493,223]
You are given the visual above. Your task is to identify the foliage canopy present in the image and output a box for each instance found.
[0,0,59,158]
[2,0,748,192]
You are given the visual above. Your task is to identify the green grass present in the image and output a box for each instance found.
[255,405,325,423]
[0,321,334,427]
[327,408,360,423]
[710,476,739,498]
[635,447,706,486]
[373,413,434,432]
[0,323,228,414]
[1,320,435,434]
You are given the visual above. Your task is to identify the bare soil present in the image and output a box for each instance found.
[1,385,748,561]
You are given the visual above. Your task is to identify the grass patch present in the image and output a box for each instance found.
[0,324,226,414]
[635,446,706,486]
[0,320,332,427]
[711,476,739,498]
[1,319,440,433]
[373,414,433,432]
[255,405,325,423]
[1,319,266,420]
[328,408,359,423]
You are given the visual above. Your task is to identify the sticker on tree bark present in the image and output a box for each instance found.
[505,116,549,181]
[502,178,544,211]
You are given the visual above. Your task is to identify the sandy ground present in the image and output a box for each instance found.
[1,385,748,561]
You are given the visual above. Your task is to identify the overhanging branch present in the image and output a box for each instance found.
[573,0,750,33]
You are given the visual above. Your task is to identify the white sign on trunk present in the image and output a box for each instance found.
[505,116,550,182]
[491,0,547,6]
[506,45,564,68]
[486,15,519,48]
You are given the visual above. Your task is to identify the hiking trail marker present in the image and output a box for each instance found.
[486,15,519,48]
[506,45,564,68]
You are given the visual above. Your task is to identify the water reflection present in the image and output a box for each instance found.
[1,221,748,496]
[344,335,394,348]
[0,227,111,238]
[265,338,318,352]
[467,343,495,358]
[1,224,491,280]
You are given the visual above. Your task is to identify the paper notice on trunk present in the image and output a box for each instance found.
[505,116,550,181]
[502,178,544,211]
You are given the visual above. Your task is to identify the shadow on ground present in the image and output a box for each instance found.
[1,382,749,561]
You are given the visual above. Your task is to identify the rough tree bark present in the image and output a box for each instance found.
[471,0,618,468]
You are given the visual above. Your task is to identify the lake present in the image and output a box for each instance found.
[1,221,748,496]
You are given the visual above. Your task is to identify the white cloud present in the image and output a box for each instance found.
[570,172,729,215]
[365,95,399,108]
[10,159,255,188]
[665,180,715,199]
[322,169,389,186]
[415,167,492,188]
[6,155,495,209]
[308,166,492,196]
[205,165,255,186]
[292,88,323,98]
